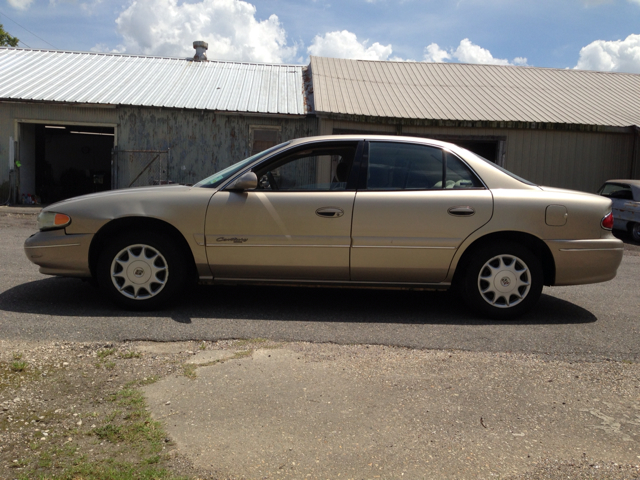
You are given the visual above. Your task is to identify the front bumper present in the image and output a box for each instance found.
[24,229,93,277]
[546,238,624,286]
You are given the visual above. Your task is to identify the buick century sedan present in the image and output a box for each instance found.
[25,135,624,319]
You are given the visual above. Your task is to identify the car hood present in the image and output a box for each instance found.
[44,185,192,211]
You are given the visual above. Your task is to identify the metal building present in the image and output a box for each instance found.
[0,45,315,204]
[2,46,640,204]
[310,56,640,193]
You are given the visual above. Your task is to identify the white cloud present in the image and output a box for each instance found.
[423,38,527,66]
[114,0,297,63]
[453,38,510,65]
[423,43,450,63]
[575,34,640,73]
[91,43,126,54]
[307,30,393,61]
[7,0,34,10]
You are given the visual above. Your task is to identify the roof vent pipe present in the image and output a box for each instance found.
[193,41,208,62]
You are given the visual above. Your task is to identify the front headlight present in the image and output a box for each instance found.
[37,211,71,231]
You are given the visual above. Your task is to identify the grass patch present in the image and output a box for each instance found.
[97,348,116,359]
[232,350,253,360]
[120,351,142,359]
[182,364,197,379]
[18,458,182,480]
[12,375,181,480]
[11,360,28,372]
[13,352,23,361]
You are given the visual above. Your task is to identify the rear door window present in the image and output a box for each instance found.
[366,142,483,190]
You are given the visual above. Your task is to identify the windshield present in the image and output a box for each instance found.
[467,151,537,186]
[194,142,290,188]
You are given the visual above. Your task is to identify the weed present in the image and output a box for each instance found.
[105,361,116,370]
[144,454,161,464]
[183,363,197,379]
[97,348,116,359]
[11,361,28,372]
[37,451,52,468]
[232,350,253,359]
[104,410,121,423]
[120,351,142,359]
[199,342,207,350]
[12,352,23,361]
[93,423,123,443]
[115,388,145,408]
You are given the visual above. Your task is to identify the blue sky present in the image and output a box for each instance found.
[2,0,640,72]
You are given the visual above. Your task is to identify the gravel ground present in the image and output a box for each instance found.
[2,339,640,479]
[0,338,221,479]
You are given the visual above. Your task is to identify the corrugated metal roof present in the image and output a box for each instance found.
[310,56,640,127]
[0,48,306,115]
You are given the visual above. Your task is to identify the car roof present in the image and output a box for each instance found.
[603,179,640,188]
[288,134,458,150]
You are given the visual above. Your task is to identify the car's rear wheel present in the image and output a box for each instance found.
[631,222,640,242]
[97,232,188,310]
[462,242,543,319]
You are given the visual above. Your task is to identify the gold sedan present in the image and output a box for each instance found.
[24,135,623,319]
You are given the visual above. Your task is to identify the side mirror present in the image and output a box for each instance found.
[225,171,258,191]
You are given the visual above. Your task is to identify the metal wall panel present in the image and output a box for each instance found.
[115,107,318,187]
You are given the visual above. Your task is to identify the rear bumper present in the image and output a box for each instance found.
[546,238,624,286]
[24,230,93,277]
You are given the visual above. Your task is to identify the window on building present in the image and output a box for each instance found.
[251,127,281,155]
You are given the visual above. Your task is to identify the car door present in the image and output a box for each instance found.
[351,141,493,283]
[205,141,361,281]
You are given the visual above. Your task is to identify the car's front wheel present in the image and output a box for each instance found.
[97,232,189,310]
[462,242,543,319]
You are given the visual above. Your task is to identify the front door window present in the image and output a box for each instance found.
[255,145,356,191]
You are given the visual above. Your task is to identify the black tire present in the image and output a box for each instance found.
[631,222,640,242]
[462,242,543,320]
[97,231,190,310]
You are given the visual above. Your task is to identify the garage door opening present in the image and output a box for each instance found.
[19,123,115,204]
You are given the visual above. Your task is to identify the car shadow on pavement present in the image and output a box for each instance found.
[0,277,596,326]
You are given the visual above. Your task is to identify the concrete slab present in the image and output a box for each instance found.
[143,343,640,479]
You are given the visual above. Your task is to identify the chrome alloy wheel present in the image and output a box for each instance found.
[110,244,168,300]
[477,254,531,309]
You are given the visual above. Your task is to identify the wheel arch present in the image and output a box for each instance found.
[88,216,197,280]
[452,231,556,287]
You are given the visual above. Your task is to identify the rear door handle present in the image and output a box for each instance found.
[448,206,475,216]
[316,207,344,218]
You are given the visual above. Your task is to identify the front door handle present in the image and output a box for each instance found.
[448,206,475,216]
[316,207,344,218]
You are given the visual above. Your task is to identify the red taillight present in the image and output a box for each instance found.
[601,212,614,230]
